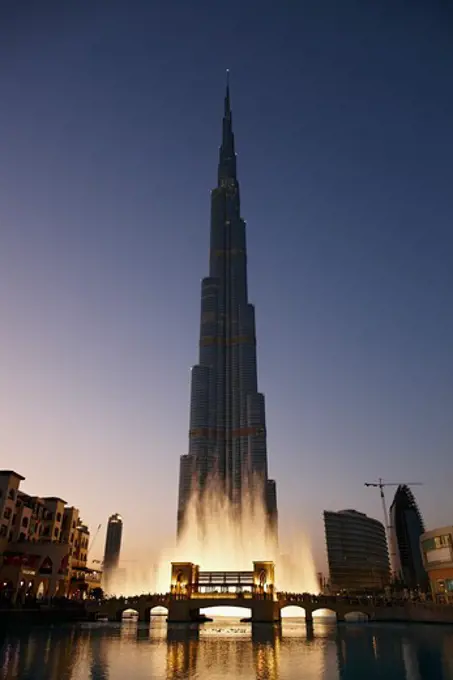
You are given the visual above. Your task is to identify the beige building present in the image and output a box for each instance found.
[420,525,453,602]
[0,471,25,549]
[0,470,101,603]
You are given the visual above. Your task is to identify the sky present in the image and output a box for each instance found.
[1,0,452,570]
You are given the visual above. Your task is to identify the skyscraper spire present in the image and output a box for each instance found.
[219,70,236,184]
[224,69,231,116]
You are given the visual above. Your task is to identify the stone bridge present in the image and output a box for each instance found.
[87,594,171,622]
[87,561,453,625]
[87,593,385,624]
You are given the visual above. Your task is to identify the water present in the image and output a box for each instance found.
[1,618,453,679]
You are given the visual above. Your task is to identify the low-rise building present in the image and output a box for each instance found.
[420,526,453,602]
[0,471,25,549]
[0,470,101,603]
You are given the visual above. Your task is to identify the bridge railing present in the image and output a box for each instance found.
[190,592,254,600]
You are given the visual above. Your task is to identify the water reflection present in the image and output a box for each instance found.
[166,626,199,678]
[90,631,109,680]
[252,625,280,680]
[1,619,453,679]
[336,626,407,679]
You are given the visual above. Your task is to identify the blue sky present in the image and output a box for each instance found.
[1,0,452,567]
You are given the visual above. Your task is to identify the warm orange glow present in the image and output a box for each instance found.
[107,480,318,597]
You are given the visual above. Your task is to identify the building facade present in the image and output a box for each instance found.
[0,470,101,603]
[324,509,390,592]
[420,525,453,602]
[177,77,278,536]
[389,484,427,589]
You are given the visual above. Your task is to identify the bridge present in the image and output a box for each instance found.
[86,561,390,623]
[86,561,453,625]
[86,591,421,624]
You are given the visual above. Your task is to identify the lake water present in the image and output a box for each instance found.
[1,617,453,679]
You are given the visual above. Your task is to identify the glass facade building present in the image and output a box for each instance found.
[324,509,390,592]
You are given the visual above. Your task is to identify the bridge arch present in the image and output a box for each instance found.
[144,605,169,621]
[311,607,337,619]
[119,607,139,622]
[199,604,252,619]
[280,604,307,618]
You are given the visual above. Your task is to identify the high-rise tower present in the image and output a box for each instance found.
[177,75,278,539]
[389,485,428,589]
[103,513,123,581]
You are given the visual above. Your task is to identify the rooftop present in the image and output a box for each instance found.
[0,470,25,481]
[42,496,67,504]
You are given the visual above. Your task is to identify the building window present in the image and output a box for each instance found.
[12,514,17,526]
[435,535,451,548]
[19,532,26,541]
[72,521,76,529]
[0,525,7,537]
[56,512,61,522]
[43,527,50,537]
[22,517,29,528]
[70,532,74,542]
[54,528,59,538]
[8,489,15,501]
[3,508,11,520]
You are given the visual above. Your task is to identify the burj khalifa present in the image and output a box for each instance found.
[177,76,278,541]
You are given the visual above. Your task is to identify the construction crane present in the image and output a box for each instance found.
[87,524,102,558]
[364,479,423,574]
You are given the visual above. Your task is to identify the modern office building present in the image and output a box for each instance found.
[389,484,427,589]
[177,76,278,537]
[324,509,390,592]
[420,525,453,601]
[103,513,123,574]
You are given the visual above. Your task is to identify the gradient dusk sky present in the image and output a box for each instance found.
[1,1,452,568]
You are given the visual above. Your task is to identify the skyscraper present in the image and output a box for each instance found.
[103,513,123,575]
[389,485,427,589]
[324,509,390,592]
[177,75,278,538]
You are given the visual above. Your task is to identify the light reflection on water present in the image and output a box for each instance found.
[1,618,453,680]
